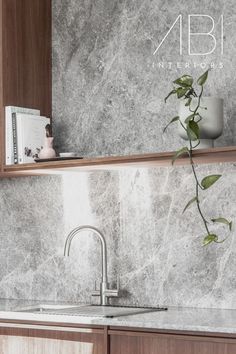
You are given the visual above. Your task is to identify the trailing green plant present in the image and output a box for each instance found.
[164,70,232,246]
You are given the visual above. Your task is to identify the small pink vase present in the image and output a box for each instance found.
[39,137,56,159]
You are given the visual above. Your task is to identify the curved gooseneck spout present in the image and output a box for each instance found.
[64,225,108,285]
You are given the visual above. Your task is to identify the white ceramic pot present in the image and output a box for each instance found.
[178,97,223,149]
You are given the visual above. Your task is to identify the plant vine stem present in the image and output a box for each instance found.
[189,141,211,235]
[188,85,211,236]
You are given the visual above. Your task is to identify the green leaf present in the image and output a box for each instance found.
[163,116,179,133]
[211,218,233,231]
[187,121,199,141]
[173,75,193,87]
[164,89,177,103]
[183,197,198,214]
[176,87,189,99]
[197,70,209,86]
[184,113,197,123]
[203,234,218,246]
[201,175,222,190]
[189,120,200,138]
[172,147,189,165]
[185,97,192,106]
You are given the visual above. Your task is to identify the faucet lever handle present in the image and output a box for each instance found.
[92,281,100,297]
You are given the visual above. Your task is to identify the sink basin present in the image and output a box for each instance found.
[16,304,167,318]
[52,305,168,318]
[15,304,80,313]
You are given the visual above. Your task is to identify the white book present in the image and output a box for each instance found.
[5,106,40,165]
[14,113,50,164]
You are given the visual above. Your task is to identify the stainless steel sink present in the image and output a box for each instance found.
[16,304,167,318]
[15,304,80,313]
[52,305,167,318]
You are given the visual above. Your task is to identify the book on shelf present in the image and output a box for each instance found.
[12,113,50,164]
[5,106,40,165]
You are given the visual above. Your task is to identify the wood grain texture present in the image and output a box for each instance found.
[1,323,236,354]
[3,145,236,176]
[2,0,51,115]
[0,0,51,173]
[0,327,104,354]
[110,333,236,354]
[0,335,103,354]
[0,0,3,172]
[108,326,236,339]
[0,319,104,331]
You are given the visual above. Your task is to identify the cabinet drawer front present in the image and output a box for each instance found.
[110,333,236,354]
[0,326,105,354]
[0,335,102,354]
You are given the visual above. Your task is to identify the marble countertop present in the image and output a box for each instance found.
[0,299,235,334]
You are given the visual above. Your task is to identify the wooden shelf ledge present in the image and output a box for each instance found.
[2,146,236,176]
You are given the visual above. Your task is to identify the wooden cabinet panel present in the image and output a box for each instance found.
[0,0,52,173]
[0,326,105,354]
[1,323,236,354]
[110,332,236,354]
[2,0,52,117]
[0,335,103,354]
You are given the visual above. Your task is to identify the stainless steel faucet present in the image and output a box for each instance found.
[64,225,119,306]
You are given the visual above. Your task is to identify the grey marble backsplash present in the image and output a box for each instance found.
[52,0,236,156]
[0,163,235,309]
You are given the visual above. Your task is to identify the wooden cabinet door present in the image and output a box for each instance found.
[110,331,236,354]
[0,0,52,174]
[0,324,105,354]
